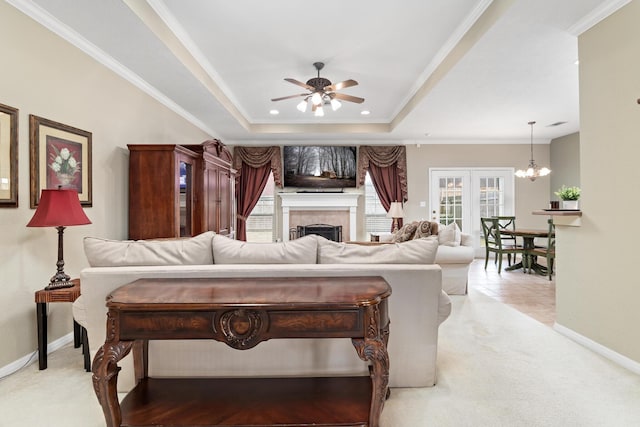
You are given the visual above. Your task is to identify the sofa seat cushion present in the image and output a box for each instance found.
[435,244,475,264]
[317,235,438,264]
[212,234,318,264]
[83,231,215,267]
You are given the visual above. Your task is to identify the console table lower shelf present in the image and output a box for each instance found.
[92,276,391,427]
[120,377,372,426]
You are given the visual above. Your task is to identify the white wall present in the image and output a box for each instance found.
[556,1,640,365]
[0,2,211,368]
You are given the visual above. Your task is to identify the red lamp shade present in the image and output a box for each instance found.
[27,189,91,227]
[27,188,91,290]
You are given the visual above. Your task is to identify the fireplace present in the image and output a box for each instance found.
[279,192,360,241]
[296,224,343,242]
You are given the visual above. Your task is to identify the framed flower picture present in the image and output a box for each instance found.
[0,103,19,208]
[29,115,92,208]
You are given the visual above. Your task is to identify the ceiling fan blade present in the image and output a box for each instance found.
[284,78,314,91]
[333,93,365,104]
[324,79,358,91]
[271,93,308,102]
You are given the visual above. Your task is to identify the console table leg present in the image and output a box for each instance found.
[352,337,389,427]
[92,340,133,427]
[351,303,390,427]
[133,339,148,384]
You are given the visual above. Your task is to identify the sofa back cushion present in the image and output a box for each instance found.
[212,234,318,264]
[317,235,439,264]
[83,231,215,267]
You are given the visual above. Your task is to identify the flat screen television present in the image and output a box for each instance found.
[283,146,357,188]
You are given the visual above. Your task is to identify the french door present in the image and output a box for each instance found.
[430,168,514,255]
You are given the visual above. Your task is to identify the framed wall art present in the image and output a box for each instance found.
[29,115,92,208]
[0,103,19,208]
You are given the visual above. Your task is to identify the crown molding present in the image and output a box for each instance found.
[567,0,632,36]
[6,0,218,136]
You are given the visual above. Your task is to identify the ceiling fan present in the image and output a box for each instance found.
[271,62,364,115]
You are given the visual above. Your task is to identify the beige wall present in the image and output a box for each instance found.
[550,132,580,199]
[0,3,211,368]
[557,2,640,364]
[404,143,551,230]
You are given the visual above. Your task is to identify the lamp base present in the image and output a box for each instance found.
[45,279,75,290]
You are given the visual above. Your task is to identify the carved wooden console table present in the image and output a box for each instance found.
[92,276,391,427]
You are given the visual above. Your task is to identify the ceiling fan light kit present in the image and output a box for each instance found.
[272,62,364,115]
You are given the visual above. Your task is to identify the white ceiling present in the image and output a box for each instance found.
[10,0,629,145]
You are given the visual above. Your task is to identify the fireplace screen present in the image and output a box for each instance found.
[296,224,342,242]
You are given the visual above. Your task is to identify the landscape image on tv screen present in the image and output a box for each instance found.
[283,146,357,188]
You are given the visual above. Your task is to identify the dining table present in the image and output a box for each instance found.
[500,228,552,275]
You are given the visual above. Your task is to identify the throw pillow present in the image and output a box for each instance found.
[391,221,418,242]
[212,234,318,264]
[83,231,215,267]
[413,220,436,239]
[438,222,462,247]
[317,235,438,264]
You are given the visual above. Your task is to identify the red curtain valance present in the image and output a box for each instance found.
[232,146,283,187]
[357,146,408,202]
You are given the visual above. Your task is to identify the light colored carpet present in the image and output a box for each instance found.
[1,291,639,426]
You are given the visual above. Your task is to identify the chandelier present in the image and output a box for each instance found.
[515,121,550,181]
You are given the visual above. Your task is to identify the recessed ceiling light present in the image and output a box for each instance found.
[361,110,370,115]
[269,109,279,115]
[424,133,431,137]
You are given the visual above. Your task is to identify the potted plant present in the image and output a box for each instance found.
[555,185,581,209]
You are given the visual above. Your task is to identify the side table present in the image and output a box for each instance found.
[34,279,84,370]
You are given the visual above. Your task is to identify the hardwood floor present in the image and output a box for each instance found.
[467,257,556,326]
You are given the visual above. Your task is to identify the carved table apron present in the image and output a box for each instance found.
[92,276,391,427]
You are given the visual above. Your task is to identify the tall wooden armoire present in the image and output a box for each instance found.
[128,140,236,240]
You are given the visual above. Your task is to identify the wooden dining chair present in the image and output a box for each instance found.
[529,219,556,280]
[481,217,527,274]
[493,216,517,265]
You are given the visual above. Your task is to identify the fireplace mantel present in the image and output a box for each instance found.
[279,192,360,241]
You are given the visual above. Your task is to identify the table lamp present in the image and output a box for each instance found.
[27,188,91,290]
[386,201,404,233]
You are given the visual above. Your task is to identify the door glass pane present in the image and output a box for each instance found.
[438,176,464,230]
[479,175,505,218]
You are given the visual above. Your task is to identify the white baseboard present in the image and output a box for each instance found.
[553,322,640,375]
[0,332,74,379]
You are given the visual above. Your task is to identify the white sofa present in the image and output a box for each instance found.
[75,232,451,392]
[376,221,475,295]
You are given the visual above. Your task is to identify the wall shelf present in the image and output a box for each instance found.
[532,210,582,227]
